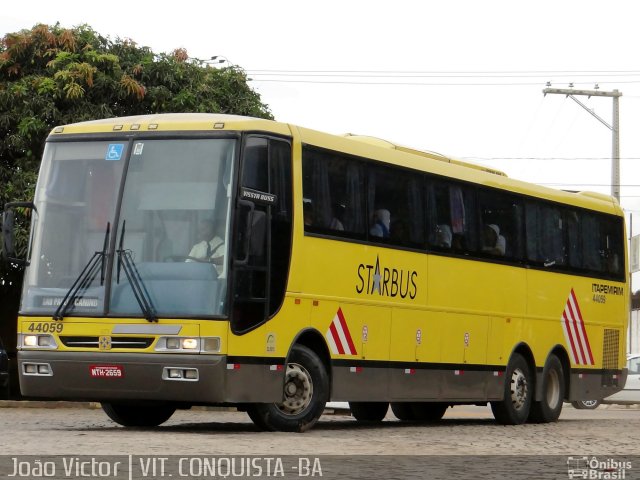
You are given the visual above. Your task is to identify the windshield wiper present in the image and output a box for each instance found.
[53,223,110,321]
[116,221,158,323]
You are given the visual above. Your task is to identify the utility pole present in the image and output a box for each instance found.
[542,87,622,201]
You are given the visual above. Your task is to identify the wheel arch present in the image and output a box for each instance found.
[287,328,332,388]
[509,342,537,394]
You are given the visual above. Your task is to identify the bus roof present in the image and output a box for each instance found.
[48,113,293,137]
[49,113,621,216]
[342,134,508,177]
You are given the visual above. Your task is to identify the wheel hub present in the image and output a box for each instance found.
[277,363,313,416]
[510,368,528,411]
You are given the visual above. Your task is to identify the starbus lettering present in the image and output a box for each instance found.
[356,255,418,299]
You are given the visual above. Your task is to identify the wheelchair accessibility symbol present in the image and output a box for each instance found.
[105,144,124,161]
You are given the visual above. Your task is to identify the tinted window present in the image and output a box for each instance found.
[367,164,425,247]
[427,182,478,255]
[478,190,524,260]
[302,147,366,238]
[269,140,293,316]
[300,145,625,281]
[242,138,268,192]
[526,202,565,267]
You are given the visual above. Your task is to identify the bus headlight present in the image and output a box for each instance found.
[20,334,58,350]
[181,338,199,350]
[165,337,199,350]
[202,337,221,353]
[155,336,221,354]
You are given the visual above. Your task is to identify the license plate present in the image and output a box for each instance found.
[89,365,124,378]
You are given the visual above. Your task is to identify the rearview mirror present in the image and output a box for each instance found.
[2,201,36,266]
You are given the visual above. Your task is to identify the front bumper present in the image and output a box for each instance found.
[18,351,227,403]
[18,350,285,404]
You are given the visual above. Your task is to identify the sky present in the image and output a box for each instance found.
[5,0,640,227]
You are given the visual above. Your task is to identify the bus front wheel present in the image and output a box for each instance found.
[101,402,176,427]
[246,344,329,432]
[490,353,532,425]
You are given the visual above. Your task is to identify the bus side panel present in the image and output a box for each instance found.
[389,309,442,400]
[311,300,391,401]
[526,269,627,400]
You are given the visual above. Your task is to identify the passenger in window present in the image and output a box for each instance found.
[482,224,506,256]
[370,209,391,238]
[435,224,452,248]
[330,203,345,231]
[187,219,226,275]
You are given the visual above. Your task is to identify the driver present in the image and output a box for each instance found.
[187,219,225,275]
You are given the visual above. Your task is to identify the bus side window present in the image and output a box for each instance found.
[477,190,524,260]
[242,138,269,192]
[428,181,478,255]
[268,140,293,316]
[367,164,425,248]
[301,147,366,239]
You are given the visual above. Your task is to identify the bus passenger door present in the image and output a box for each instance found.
[230,136,293,336]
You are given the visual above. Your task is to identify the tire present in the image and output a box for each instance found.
[410,402,448,422]
[571,399,601,410]
[101,402,176,427]
[246,345,329,432]
[490,353,532,425]
[391,402,415,421]
[349,402,389,422]
[529,355,565,423]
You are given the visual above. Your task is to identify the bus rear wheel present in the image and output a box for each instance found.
[101,402,176,427]
[246,345,328,432]
[390,402,414,421]
[349,402,389,422]
[490,353,532,425]
[391,402,447,422]
[411,402,448,422]
[528,355,565,423]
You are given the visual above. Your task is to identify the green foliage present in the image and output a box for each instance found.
[0,23,273,310]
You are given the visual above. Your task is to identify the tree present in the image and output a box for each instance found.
[0,24,273,364]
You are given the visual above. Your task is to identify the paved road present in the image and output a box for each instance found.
[1,403,639,456]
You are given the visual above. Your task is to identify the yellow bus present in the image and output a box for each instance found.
[3,113,628,432]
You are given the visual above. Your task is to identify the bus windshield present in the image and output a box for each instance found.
[21,137,236,318]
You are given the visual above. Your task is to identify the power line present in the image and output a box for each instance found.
[246,69,640,86]
[248,72,640,79]
[250,78,640,86]
[247,69,640,75]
